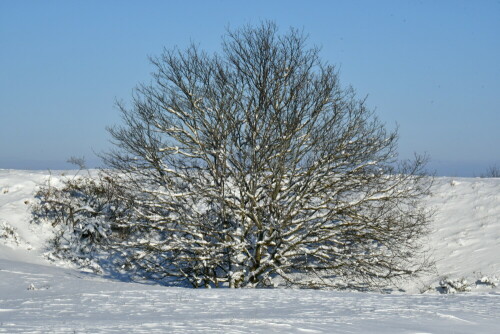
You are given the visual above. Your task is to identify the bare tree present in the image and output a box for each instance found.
[104,22,432,289]
[481,164,500,178]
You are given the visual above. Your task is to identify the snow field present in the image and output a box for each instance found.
[1,258,499,333]
[0,170,499,332]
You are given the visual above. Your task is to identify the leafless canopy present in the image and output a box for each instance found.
[104,22,432,289]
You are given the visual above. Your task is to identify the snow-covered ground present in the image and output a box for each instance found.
[1,170,499,333]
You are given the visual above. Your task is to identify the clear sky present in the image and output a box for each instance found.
[1,0,499,176]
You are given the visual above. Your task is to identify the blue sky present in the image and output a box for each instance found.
[1,0,499,176]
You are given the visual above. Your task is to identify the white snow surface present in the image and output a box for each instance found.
[1,170,499,333]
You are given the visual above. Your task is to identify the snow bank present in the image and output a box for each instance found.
[428,177,500,281]
[402,177,500,293]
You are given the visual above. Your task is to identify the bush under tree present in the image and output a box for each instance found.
[31,171,131,270]
[36,22,433,289]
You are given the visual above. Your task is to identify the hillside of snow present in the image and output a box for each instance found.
[1,170,499,332]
